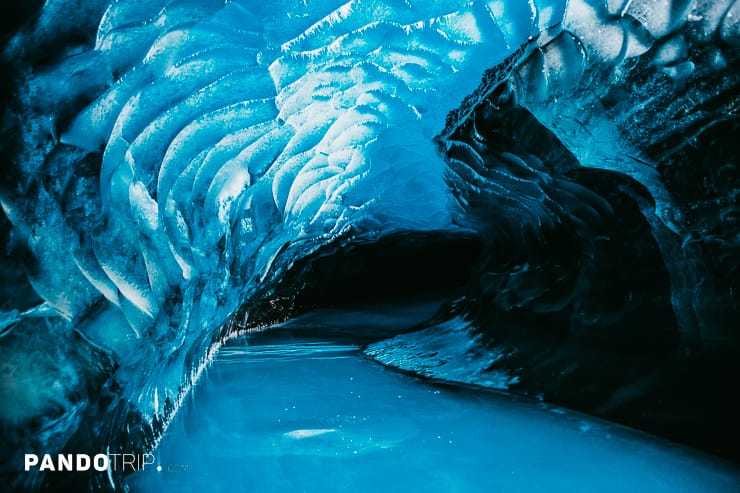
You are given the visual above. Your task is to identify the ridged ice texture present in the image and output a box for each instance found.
[1,0,566,426]
[510,0,740,342]
[362,0,739,395]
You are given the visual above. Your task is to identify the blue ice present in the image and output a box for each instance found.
[129,332,739,493]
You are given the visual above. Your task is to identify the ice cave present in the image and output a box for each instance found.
[0,0,738,491]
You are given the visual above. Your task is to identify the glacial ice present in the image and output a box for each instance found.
[1,0,738,490]
[7,0,562,416]
[130,333,740,493]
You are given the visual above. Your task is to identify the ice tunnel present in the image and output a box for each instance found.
[0,0,738,491]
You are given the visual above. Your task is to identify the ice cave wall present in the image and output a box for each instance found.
[372,0,739,460]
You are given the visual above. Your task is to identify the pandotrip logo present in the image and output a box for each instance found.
[24,453,156,473]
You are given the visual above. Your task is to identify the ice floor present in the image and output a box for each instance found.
[129,331,739,493]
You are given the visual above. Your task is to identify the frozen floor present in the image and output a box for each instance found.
[129,332,739,492]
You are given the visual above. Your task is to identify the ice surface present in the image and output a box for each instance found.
[129,334,739,493]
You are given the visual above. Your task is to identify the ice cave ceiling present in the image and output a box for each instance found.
[0,0,738,490]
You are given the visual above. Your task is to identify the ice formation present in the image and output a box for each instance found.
[1,0,737,490]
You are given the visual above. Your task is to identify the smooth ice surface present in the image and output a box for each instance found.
[129,333,739,493]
